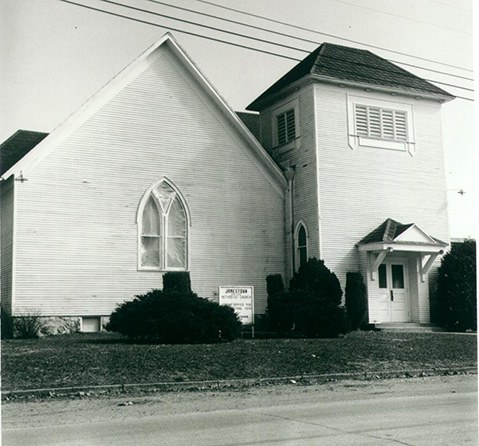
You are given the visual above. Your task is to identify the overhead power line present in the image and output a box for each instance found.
[329,0,471,35]
[194,0,473,73]
[97,0,305,54]
[147,0,474,83]
[58,0,474,102]
[94,0,474,93]
[59,0,299,60]
[388,60,472,82]
[426,0,471,13]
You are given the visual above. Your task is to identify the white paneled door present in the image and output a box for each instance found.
[378,260,409,322]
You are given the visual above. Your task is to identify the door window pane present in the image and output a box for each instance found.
[391,264,405,288]
[378,264,387,288]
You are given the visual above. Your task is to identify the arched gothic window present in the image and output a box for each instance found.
[138,179,189,270]
[295,222,308,272]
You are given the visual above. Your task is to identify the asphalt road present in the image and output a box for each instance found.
[2,375,477,446]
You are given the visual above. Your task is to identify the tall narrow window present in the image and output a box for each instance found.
[295,222,308,272]
[277,108,296,145]
[139,179,188,270]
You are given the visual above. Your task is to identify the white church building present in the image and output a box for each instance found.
[0,34,453,332]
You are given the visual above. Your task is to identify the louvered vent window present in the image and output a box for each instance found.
[277,109,296,145]
[355,105,407,141]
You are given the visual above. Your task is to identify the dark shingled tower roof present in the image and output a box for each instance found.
[1,130,48,176]
[247,43,454,110]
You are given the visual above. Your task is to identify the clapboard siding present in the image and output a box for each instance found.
[294,89,320,262]
[315,84,449,294]
[13,45,285,317]
[1,178,14,313]
[257,87,319,277]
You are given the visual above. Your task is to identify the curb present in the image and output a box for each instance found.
[2,366,477,399]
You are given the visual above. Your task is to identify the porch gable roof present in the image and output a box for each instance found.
[357,218,448,253]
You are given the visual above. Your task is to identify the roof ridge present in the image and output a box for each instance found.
[383,218,393,242]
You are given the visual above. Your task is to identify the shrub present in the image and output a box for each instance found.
[106,273,241,343]
[436,240,476,332]
[267,258,349,338]
[13,310,46,339]
[345,272,367,330]
[289,258,342,306]
[266,274,284,298]
[268,291,349,337]
[1,306,13,339]
[162,271,192,294]
[267,290,302,332]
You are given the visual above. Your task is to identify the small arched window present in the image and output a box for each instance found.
[138,179,189,270]
[295,222,308,272]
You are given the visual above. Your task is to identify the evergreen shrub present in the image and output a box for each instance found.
[289,258,343,306]
[106,272,241,343]
[437,240,476,332]
[266,274,284,297]
[267,258,349,338]
[1,305,13,339]
[345,272,367,330]
[162,271,192,294]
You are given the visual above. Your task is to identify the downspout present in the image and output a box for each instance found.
[312,86,322,260]
[284,166,295,278]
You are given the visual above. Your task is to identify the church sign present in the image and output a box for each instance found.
[219,286,254,325]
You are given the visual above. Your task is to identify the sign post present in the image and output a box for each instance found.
[219,286,254,338]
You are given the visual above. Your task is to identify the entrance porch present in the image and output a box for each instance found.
[357,219,448,325]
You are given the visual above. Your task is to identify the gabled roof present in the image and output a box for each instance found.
[247,42,454,110]
[0,33,286,189]
[358,218,447,247]
[359,218,412,244]
[0,130,48,176]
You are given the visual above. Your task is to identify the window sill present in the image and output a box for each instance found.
[349,135,415,156]
[359,137,407,151]
[139,267,188,272]
[272,136,300,157]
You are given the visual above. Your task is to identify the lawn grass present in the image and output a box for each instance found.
[1,331,476,391]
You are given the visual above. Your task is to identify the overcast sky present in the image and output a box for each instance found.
[0,0,475,238]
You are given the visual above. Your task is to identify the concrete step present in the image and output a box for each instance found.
[375,323,446,333]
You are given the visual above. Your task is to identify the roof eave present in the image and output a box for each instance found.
[309,75,455,103]
[246,76,313,111]
[357,241,448,253]
[247,73,455,111]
